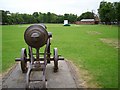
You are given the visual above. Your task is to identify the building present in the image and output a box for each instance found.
[75,19,99,25]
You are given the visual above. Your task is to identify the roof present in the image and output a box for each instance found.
[81,19,95,22]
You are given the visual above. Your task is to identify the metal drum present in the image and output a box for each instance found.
[24,24,48,49]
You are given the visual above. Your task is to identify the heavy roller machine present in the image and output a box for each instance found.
[15,24,64,88]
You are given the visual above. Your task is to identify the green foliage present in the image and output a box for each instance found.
[1,10,78,25]
[114,2,120,21]
[77,11,94,20]
[98,1,120,24]
[2,24,118,88]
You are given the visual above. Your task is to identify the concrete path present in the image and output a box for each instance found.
[2,61,79,89]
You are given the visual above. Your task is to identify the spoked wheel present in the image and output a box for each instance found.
[21,48,28,73]
[53,48,58,72]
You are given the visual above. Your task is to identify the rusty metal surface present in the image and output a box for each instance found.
[24,24,48,48]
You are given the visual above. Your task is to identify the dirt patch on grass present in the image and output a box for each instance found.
[66,60,101,88]
[87,31,101,35]
[100,38,120,49]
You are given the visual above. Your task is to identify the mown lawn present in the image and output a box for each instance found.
[2,24,118,88]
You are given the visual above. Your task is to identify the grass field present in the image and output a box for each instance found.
[2,24,119,88]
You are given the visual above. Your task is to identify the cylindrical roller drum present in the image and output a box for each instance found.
[39,24,47,29]
[24,24,48,48]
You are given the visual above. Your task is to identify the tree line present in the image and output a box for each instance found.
[1,1,120,25]
[1,10,99,25]
[1,11,78,25]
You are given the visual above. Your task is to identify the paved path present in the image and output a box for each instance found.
[2,61,79,89]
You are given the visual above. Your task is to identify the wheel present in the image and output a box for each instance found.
[53,48,58,72]
[21,48,28,73]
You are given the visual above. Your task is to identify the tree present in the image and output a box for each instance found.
[64,14,69,20]
[2,10,10,24]
[47,12,51,23]
[56,15,64,23]
[68,14,77,23]
[77,11,94,21]
[113,2,120,24]
[33,12,39,23]
[98,1,120,24]
[98,1,112,24]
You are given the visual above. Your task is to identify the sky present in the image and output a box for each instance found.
[0,0,119,16]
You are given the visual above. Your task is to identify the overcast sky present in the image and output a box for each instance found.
[0,0,119,16]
